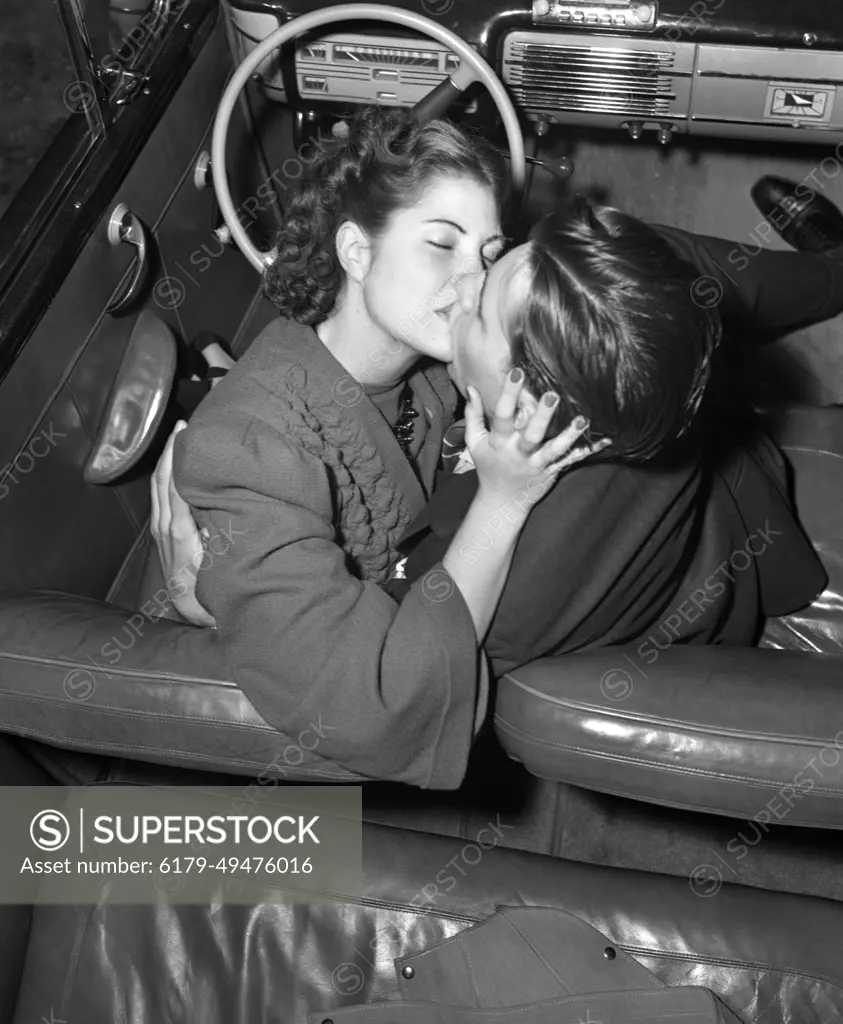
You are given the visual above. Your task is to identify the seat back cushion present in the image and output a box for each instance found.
[760,406,843,653]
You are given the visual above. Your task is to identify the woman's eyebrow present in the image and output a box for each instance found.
[424,218,465,232]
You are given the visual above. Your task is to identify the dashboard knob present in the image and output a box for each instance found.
[547,156,574,179]
[533,0,551,14]
[657,126,672,145]
[626,121,644,140]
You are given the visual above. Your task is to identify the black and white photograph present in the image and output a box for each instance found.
[0,0,842,1020]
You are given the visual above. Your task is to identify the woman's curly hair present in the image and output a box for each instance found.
[262,107,507,326]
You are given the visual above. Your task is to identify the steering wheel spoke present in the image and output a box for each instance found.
[213,4,525,273]
[451,61,481,90]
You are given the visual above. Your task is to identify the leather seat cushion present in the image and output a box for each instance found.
[0,589,368,783]
[496,645,843,826]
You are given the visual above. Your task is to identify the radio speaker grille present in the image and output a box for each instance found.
[504,38,680,117]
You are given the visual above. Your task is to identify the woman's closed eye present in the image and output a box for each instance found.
[429,241,455,252]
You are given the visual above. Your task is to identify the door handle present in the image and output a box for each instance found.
[106,202,151,315]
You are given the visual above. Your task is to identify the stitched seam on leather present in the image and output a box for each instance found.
[0,693,362,776]
[350,897,478,925]
[511,907,665,990]
[0,650,231,687]
[396,913,490,962]
[0,722,359,778]
[105,527,150,604]
[502,911,575,995]
[0,689,279,731]
[494,721,843,798]
[459,943,482,1005]
[624,944,843,991]
[498,679,843,746]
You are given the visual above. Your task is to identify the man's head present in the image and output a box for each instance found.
[449,197,721,464]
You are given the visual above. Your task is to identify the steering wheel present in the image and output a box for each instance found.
[211,4,526,273]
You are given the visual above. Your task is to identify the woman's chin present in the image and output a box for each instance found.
[408,329,454,365]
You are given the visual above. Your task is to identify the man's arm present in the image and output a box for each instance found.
[403,463,702,677]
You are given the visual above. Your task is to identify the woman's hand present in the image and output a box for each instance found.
[466,370,605,512]
[444,373,608,642]
[150,421,217,628]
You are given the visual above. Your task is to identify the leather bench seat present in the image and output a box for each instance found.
[10,809,843,1024]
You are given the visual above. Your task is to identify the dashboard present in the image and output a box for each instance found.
[227,0,843,146]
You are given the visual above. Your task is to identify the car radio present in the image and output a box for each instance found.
[531,0,657,32]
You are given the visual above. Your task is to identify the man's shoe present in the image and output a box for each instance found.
[751,175,843,256]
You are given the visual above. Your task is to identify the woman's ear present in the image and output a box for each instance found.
[335,220,372,283]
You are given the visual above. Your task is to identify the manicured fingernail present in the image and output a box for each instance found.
[543,392,559,407]
[573,415,587,429]
[510,368,524,384]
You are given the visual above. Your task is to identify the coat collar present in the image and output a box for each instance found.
[276,320,453,520]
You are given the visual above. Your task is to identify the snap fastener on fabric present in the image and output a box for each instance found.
[401,966,415,979]
[603,946,617,960]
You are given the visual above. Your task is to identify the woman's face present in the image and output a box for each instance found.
[360,175,504,363]
[449,244,531,412]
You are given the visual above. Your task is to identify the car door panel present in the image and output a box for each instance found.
[0,11,267,595]
[154,134,264,348]
[0,24,231,458]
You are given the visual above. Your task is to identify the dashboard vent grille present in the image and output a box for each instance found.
[505,41,677,116]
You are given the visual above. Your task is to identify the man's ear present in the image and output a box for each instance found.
[514,388,539,429]
[335,220,372,283]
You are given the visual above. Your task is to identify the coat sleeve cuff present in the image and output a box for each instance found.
[405,562,480,790]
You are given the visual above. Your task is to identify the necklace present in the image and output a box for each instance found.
[394,382,419,458]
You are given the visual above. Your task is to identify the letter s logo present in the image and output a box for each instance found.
[30,810,70,851]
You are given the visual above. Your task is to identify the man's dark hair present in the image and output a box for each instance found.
[507,197,721,464]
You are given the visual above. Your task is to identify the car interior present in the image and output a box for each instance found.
[2,0,843,1020]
